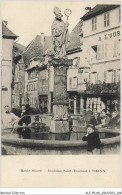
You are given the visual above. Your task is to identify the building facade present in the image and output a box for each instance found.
[67,4,120,115]
[12,43,26,108]
[2,21,18,110]
[81,4,120,114]
[23,33,53,113]
[25,58,39,110]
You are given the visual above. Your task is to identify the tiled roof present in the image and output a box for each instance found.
[2,21,18,39]
[22,35,53,66]
[14,42,26,53]
[67,20,82,53]
[81,4,120,21]
[13,43,25,64]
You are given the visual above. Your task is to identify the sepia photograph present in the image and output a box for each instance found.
[1,1,120,157]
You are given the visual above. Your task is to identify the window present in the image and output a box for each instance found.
[92,17,97,31]
[30,97,31,105]
[35,83,38,91]
[70,77,78,89]
[113,41,117,57]
[33,83,35,91]
[104,12,110,27]
[105,44,108,59]
[105,70,114,83]
[97,45,101,60]
[97,44,107,60]
[30,84,32,91]
[82,72,89,83]
[35,71,38,78]
[113,40,120,57]
[34,97,37,104]
[90,72,98,84]
[35,83,37,91]
[28,72,31,80]
[116,69,120,82]
[86,97,102,113]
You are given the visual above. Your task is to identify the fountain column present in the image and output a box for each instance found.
[50,58,72,133]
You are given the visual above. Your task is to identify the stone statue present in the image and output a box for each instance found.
[51,7,72,58]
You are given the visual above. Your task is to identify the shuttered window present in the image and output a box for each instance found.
[104,12,110,27]
[91,72,98,84]
[92,17,97,31]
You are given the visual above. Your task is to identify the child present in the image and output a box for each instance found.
[82,124,101,154]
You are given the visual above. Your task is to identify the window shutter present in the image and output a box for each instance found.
[114,70,116,83]
[113,41,117,57]
[89,73,91,83]
[102,44,104,59]
[97,45,100,60]
[104,71,107,82]
[105,44,108,59]
[97,72,99,84]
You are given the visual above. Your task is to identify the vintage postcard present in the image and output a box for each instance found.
[1,0,121,189]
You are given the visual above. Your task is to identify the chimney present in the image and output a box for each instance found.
[40,33,45,46]
[85,7,91,14]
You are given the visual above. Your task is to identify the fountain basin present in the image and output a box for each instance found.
[1,128,120,155]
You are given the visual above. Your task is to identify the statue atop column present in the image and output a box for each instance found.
[51,7,72,59]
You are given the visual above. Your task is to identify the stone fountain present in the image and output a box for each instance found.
[48,7,72,134]
[1,7,120,155]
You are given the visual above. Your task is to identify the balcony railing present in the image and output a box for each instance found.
[85,82,120,95]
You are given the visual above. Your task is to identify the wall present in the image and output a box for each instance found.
[2,38,14,110]
[12,58,25,108]
[81,7,120,84]
[83,7,120,37]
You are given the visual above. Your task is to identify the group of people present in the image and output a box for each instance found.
[89,109,120,130]
[2,104,43,139]
[2,104,32,139]
[82,108,120,154]
[2,105,120,155]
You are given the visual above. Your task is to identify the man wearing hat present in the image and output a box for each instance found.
[82,124,101,154]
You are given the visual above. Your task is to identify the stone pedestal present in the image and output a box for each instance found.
[50,58,72,133]
[51,118,69,133]
[80,95,84,114]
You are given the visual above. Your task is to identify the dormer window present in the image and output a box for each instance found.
[104,12,110,27]
[92,17,97,31]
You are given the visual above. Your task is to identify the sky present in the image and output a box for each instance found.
[1,1,99,47]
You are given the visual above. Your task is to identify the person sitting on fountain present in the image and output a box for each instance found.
[82,124,101,154]
[90,112,101,128]
[107,110,120,129]
[2,105,19,129]
[99,109,110,128]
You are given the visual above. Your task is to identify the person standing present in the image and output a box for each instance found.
[17,104,31,139]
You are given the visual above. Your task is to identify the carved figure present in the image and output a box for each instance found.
[51,7,71,58]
